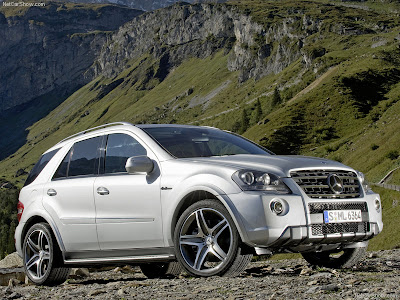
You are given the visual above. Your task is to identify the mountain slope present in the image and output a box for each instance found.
[0,0,400,188]
[0,1,142,159]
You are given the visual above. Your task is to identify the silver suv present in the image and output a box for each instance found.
[15,122,382,285]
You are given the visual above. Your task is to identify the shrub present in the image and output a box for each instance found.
[386,150,399,160]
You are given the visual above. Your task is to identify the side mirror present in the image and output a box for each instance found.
[125,156,154,174]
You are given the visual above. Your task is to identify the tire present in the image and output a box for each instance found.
[174,200,252,277]
[23,223,70,286]
[301,247,367,269]
[140,262,182,279]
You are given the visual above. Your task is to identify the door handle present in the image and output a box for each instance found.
[47,189,57,196]
[97,187,109,195]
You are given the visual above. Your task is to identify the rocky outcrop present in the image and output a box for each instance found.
[93,3,322,84]
[0,2,142,113]
[62,0,225,12]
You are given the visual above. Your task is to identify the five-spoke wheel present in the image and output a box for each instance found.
[174,200,252,277]
[23,223,70,285]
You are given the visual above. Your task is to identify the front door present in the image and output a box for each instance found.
[94,133,164,250]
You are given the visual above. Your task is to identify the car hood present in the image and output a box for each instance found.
[180,154,355,178]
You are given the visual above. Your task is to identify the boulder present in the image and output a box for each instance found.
[0,253,23,269]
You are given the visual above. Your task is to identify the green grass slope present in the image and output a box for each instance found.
[1,0,400,187]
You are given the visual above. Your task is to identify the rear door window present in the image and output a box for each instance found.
[24,148,60,186]
[53,136,103,179]
[105,134,147,174]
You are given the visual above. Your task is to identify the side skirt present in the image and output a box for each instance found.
[63,247,175,265]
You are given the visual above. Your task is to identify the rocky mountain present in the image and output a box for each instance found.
[53,0,225,12]
[0,2,142,159]
[1,0,400,187]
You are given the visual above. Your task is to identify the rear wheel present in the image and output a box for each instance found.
[301,247,367,269]
[23,223,70,285]
[139,262,182,278]
[174,200,252,277]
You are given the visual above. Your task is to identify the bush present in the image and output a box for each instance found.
[371,144,379,150]
[386,150,399,160]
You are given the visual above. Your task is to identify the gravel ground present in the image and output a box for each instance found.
[1,250,399,300]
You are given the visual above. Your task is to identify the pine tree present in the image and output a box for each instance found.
[239,109,249,134]
[255,99,263,122]
[271,87,282,107]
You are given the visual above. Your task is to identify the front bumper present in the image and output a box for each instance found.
[227,186,383,252]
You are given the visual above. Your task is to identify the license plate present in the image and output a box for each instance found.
[323,210,362,223]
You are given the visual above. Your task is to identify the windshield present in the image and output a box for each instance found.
[141,126,273,158]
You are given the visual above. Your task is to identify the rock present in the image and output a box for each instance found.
[368,252,378,258]
[0,2,143,115]
[306,286,319,294]
[307,280,318,286]
[88,289,107,296]
[321,284,339,292]
[69,268,90,278]
[0,270,25,286]
[7,292,22,299]
[0,253,23,269]
[310,272,332,280]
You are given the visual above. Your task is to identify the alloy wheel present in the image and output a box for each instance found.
[178,208,233,274]
[24,229,51,281]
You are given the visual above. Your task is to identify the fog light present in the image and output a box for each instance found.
[270,199,284,215]
[374,199,381,212]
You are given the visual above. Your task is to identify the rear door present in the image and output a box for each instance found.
[94,132,164,250]
[43,136,103,252]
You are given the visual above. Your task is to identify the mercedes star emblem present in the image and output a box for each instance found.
[327,174,343,194]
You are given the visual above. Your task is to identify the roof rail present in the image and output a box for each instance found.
[56,122,133,145]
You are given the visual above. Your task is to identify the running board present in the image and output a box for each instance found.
[64,254,175,265]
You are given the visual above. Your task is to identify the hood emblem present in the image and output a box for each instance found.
[327,174,343,194]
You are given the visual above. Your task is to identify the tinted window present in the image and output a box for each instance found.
[142,127,272,158]
[105,134,147,174]
[53,148,72,179]
[68,137,102,177]
[24,148,60,186]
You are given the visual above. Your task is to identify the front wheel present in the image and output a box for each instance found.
[301,247,367,269]
[23,223,70,285]
[174,200,252,277]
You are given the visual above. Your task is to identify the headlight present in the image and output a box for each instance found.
[357,171,372,193]
[232,170,291,194]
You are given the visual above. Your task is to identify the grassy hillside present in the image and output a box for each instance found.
[0,0,400,257]
[3,0,400,185]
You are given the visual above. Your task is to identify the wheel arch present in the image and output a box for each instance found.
[21,214,66,256]
[169,186,249,246]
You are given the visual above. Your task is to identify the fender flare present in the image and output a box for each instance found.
[169,184,250,245]
[22,211,66,255]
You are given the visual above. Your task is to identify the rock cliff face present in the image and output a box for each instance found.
[53,0,225,12]
[0,2,142,113]
[93,3,321,84]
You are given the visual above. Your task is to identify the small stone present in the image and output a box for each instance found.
[306,286,319,294]
[69,268,90,278]
[368,252,378,258]
[113,267,122,273]
[117,289,125,296]
[8,292,22,299]
[88,289,107,296]
[321,284,339,292]
[307,280,318,286]
[300,267,313,275]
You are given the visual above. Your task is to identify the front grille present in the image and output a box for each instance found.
[309,202,368,214]
[312,222,369,235]
[291,170,361,198]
